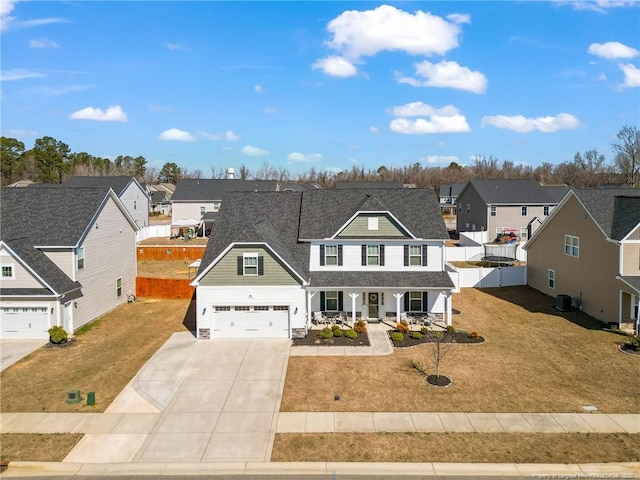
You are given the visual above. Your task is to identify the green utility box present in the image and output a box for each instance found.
[87,391,96,406]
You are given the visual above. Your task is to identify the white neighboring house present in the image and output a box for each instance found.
[0,187,138,339]
[191,188,454,339]
[64,176,150,228]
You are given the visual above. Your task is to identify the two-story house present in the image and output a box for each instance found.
[64,176,150,228]
[456,179,569,241]
[525,188,640,332]
[0,187,138,339]
[439,182,466,215]
[190,188,454,339]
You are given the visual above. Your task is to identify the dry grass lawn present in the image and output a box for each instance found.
[272,432,640,463]
[137,260,195,279]
[0,434,82,463]
[282,287,639,413]
[1,298,192,413]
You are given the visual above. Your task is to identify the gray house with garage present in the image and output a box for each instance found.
[191,188,455,339]
[0,187,138,339]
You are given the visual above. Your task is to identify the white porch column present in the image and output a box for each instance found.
[446,291,452,326]
[307,291,317,329]
[56,301,61,327]
[393,293,404,323]
[349,293,359,324]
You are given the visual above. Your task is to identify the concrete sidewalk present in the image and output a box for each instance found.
[290,322,393,356]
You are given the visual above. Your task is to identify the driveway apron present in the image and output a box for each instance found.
[64,332,291,463]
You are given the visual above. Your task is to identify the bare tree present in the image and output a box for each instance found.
[411,329,456,386]
[613,125,640,187]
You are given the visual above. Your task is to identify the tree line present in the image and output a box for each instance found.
[1,125,638,189]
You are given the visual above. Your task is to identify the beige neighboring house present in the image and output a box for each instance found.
[525,188,640,332]
[456,179,569,241]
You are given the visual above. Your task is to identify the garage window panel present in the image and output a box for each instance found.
[254,306,269,311]
[273,306,289,311]
[235,306,250,311]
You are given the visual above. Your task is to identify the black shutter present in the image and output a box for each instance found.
[403,245,409,266]
[404,292,409,311]
[319,245,325,266]
[361,245,366,266]
[338,292,343,311]
[422,245,428,266]
[422,292,428,311]
[320,291,326,311]
[380,245,385,266]
[258,256,264,275]
[237,256,243,275]
[338,245,343,266]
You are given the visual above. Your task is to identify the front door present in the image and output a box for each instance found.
[368,292,379,319]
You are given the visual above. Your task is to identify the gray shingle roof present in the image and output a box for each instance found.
[465,179,568,204]
[63,176,137,196]
[619,276,640,294]
[439,182,466,197]
[335,181,404,189]
[310,271,454,289]
[1,186,111,246]
[573,189,640,240]
[298,188,448,240]
[1,238,82,296]
[172,179,279,201]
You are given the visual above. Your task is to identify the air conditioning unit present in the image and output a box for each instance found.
[555,295,572,312]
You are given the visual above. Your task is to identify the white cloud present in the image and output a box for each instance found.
[16,17,69,29]
[421,155,461,164]
[8,129,37,137]
[165,43,190,52]
[390,101,461,118]
[481,113,581,133]
[588,42,639,59]
[199,130,241,141]
[29,37,59,49]
[397,60,488,94]
[241,145,269,157]
[619,63,640,88]
[263,106,278,114]
[369,126,379,134]
[446,13,471,24]
[287,152,322,163]
[158,128,196,142]
[390,116,471,135]
[69,105,128,122]
[555,0,637,13]
[254,84,263,93]
[148,104,173,112]
[1,68,44,81]
[325,5,464,60]
[0,0,17,31]
[312,56,357,77]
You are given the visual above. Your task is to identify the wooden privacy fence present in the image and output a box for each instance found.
[136,277,194,299]
[137,246,206,262]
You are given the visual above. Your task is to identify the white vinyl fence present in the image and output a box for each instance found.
[136,224,171,242]
[447,263,527,289]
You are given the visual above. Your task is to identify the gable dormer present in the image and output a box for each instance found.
[335,212,411,239]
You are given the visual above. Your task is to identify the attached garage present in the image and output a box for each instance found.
[0,306,50,339]
[210,305,289,338]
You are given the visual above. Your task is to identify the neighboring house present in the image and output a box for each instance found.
[171,179,279,234]
[0,187,138,339]
[439,182,466,215]
[456,179,569,241]
[525,188,640,332]
[149,183,176,196]
[149,190,171,215]
[64,176,150,228]
[191,188,455,339]
[334,181,404,189]
[7,180,35,188]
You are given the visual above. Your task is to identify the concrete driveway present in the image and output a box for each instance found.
[65,332,291,463]
[0,340,47,371]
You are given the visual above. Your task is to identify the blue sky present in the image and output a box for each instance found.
[1,1,639,176]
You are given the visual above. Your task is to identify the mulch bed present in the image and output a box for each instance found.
[390,330,485,348]
[619,343,639,355]
[292,331,370,347]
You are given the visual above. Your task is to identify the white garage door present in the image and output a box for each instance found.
[0,306,50,339]
[212,305,289,338]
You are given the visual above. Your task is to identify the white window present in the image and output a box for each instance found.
[325,245,338,265]
[325,291,339,311]
[134,200,137,210]
[467,204,470,214]
[496,227,503,236]
[457,203,462,213]
[548,269,555,289]
[76,247,85,270]
[1,265,14,279]
[564,235,579,257]
[543,205,550,216]
[409,245,422,266]
[490,206,496,217]
[409,291,422,312]
[520,227,528,240]
[368,217,379,230]
[367,245,380,266]
[200,206,206,215]
[521,206,528,216]
[212,201,221,212]
[116,277,123,297]
[243,254,258,275]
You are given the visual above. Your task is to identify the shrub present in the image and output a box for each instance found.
[626,335,640,352]
[469,331,480,340]
[48,326,68,344]
[319,327,333,339]
[390,332,404,342]
[331,324,342,333]
[446,325,456,334]
[411,331,423,340]
[354,320,367,333]
[396,320,410,333]
[333,328,344,337]
[345,329,358,339]
[420,326,429,335]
